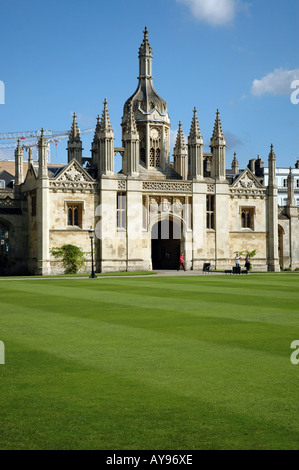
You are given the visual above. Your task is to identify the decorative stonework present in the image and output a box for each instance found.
[118,180,126,190]
[0,196,16,207]
[144,195,190,227]
[230,169,266,199]
[142,181,192,192]
[207,184,215,193]
[50,160,96,191]
[50,180,96,191]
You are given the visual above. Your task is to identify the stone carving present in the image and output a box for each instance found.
[162,197,171,212]
[0,197,16,207]
[50,160,96,191]
[118,180,126,190]
[142,181,192,192]
[230,169,266,199]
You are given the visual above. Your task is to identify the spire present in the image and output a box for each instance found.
[174,122,187,152]
[125,103,138,135]
[212,109,224,141]
[14,138,24,185]
[269,143,275,156]
[123,103,139,176]
[28,147,33,166]
[67,113,83,164]
[93,114,101,140]
[100,99,113,133]
[287,166,295,206]
[91,115,101,165]
[267,143,280,271]
[97,99,114,176]
[268,143,276,187]
[210,110,226,180]
[138,27,153,81]
[174,122,187,179]
[188,108,204,180]
[189,107,202,140]
[139,26,153,58]
[70,112,80,140]
[38,128,48,178]
[38,128,47,146]
[232,152,239,175]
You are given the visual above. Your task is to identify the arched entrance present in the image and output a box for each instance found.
[151,217,182,270]
[0,222,9,255]
[0,221,10,274]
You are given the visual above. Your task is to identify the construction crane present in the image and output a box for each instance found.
[0,128,95,149]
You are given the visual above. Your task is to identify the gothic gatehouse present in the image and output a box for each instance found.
[1,28,298,275]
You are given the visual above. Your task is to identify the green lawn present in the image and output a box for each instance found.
[0,274,298,450]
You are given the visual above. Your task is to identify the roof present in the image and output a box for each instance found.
[0,170,14,185]
[0,160,65,177]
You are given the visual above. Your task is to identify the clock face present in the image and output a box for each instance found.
[150,128,159,140]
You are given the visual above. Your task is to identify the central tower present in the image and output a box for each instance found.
[122,27,171,172]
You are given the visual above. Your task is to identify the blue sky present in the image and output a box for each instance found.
[0,0,298,170]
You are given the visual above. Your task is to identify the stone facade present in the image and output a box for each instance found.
[0,28,298,275]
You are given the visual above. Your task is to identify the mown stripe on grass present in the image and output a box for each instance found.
[1,276,298,450]
[1,315,298,450]
[0,279,298,328]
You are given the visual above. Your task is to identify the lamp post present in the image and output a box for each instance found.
[88,226,97,279]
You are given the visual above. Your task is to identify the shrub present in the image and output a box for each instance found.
[51,244,85,274]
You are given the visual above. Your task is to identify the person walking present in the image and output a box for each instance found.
[178,253,186,271]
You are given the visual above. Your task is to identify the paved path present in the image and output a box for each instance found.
[0,270,296,280]
[0,270,240,280]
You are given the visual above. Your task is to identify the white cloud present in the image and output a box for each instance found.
[177,0,238,25]
[251,68,299,96]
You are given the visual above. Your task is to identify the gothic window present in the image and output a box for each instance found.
[117,192,126,230]
[241,207,254,230]
[149,128,161,168]
[206,195,215,229]
[156,148,161,167]
[139,129,146,165]
[150,148,155,167]
[0,223,9,254]
[67,203,83,228]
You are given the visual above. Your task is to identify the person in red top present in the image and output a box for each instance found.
[178,253,186,271]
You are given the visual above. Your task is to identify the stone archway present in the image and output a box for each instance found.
[151,217,182,270]
[0,221,10,274]
[0,222,9,254]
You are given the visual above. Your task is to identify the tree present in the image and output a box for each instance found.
[51,244,85,274]
[234,250,257,258]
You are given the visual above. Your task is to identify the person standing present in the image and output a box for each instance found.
[245,254,251,273]
[235,252,241,274]
[178,253,186,271]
